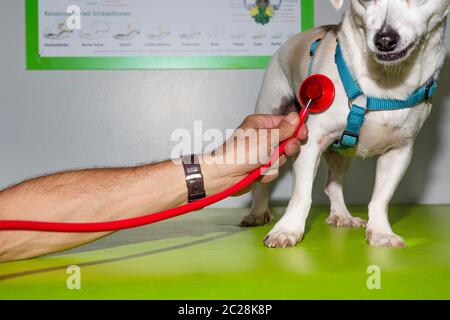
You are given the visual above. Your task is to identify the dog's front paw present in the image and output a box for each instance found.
[263,230,303,248]
[366,230,406,248]
[240,211,273,227]
[326,214,367,228]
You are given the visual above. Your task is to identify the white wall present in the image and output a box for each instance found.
[0,1,449,208]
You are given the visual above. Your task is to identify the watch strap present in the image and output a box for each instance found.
[181,154,206,203]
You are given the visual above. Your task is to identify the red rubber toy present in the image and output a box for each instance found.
[299,74,336,113]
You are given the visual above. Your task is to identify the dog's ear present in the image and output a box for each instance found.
[329,0,344,10]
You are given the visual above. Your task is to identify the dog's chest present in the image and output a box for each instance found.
[348,105,432,158]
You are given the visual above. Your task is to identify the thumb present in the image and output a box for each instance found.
[276,112,299,142]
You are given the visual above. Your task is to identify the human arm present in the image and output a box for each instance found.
[0,113,306,262]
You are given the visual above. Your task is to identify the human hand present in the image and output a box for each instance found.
[201,112,308,195]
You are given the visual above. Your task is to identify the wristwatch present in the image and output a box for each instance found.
[181,154,206,203]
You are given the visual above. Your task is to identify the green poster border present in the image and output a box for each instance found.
[26,0,314,70]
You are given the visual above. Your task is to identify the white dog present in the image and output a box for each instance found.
[241,0,449,248]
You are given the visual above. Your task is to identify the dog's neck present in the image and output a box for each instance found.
[337,11,447,100]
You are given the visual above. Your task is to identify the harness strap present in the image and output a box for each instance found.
[308,39,322,76]
[367,80,437,111]
[331,105,365,149]
[335,44,363,101]
[306,28,332,76]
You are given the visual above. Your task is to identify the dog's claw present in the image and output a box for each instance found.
[326,215,367,228]
[263,231,302,248]
[240,211,273,227]
[366,230,407,248]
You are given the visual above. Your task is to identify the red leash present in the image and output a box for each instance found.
[0,75,335,233]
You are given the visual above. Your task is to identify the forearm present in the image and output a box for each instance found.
[0,157,228,262]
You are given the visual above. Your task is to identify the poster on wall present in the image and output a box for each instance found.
[26,0,314,70]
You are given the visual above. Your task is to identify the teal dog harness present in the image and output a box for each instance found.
[308,39,438,150]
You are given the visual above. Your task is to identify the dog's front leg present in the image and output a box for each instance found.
[367,143,413,248]
[324,151,367,228]
[264,138,324,248]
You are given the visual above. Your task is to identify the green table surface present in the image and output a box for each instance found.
[0,205,449,300]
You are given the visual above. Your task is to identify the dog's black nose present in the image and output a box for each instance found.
[374,29,400,52]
